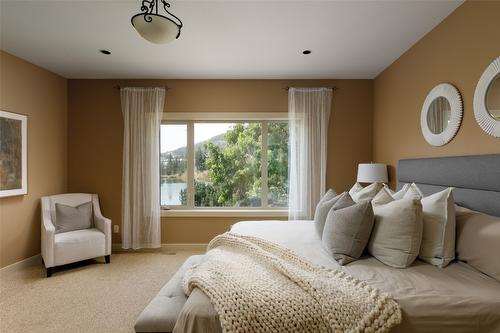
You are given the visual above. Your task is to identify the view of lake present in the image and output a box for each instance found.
[161,182,186,206]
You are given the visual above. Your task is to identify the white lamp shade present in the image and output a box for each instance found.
[132,15,179,44]
[357,163,388,183]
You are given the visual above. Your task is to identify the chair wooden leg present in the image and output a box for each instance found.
[46,267,53,278]
[105,255,110,264]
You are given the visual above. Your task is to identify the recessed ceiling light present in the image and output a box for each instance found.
[302,50,311,55]
[100,50,111,55]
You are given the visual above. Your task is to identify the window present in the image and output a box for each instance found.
[160,114,288,211]
[160,124,187,207]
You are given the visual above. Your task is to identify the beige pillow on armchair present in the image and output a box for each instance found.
[55,201,93,234]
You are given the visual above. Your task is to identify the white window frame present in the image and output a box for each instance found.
[160,112,288,217]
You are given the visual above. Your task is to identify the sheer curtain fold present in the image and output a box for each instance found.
[121,87,165,249]
[288,87,332,220]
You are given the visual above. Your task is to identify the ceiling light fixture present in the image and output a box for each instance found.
[131,0,183,44]
[100,50,111,55]
[302,50,312,55]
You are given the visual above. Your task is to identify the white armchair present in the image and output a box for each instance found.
[41,193,112,277]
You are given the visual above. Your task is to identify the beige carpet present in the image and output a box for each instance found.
[0,251,201,333]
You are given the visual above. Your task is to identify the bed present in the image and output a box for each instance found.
[135,154,500,333]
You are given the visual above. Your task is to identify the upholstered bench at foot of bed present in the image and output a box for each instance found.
[135,255,205,333]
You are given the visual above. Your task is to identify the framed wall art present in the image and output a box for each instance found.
[0,110,27,197]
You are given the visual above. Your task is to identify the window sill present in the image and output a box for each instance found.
[161,209,288,218]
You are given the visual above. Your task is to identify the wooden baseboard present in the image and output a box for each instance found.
[0,254,42,277]
[112,243,207,253]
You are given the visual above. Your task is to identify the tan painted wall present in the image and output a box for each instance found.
[0,51,67,268]
[373,1,500,188]
[4,0,499,266]
[67,79,373,244]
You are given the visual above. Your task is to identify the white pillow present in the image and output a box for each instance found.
[349,182,382,203]
[381,183,455,267]
[367,190,423,268]
[373,186,395,202]
[348,182,364,197]
[404,183,424,199]
[416,187,456,267]
[383,183,410,200]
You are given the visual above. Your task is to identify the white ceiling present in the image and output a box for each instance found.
[0,0,463,79]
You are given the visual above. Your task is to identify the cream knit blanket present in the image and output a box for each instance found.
[183,232,401,333]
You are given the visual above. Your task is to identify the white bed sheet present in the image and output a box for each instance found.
[174,220,500,333]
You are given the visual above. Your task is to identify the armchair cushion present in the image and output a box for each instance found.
[42,193,112,269]
[54,228,105,266]
[55,201,93,234]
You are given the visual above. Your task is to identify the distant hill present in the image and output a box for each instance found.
[161,133,226,159]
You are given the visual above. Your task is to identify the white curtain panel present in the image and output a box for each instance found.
[120,87,165,249]
[288,87,332,220]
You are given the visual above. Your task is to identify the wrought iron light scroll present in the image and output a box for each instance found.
[131,0,183,44]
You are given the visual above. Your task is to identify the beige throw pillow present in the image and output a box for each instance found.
[319,189,337,205]
[349,182,383,203]
[375,184,456,267]
[455,206,500,281]
[313,189,336,236]
[418,188,456,267]
[314,190,356,237]
[348,182,364,197]
[322,200,374,265]
[403,183,424,199]
[383,183,410,200]
[368,192,423,268]
[373,187,396,203]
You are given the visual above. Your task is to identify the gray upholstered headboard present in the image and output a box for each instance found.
[397,154,500,217]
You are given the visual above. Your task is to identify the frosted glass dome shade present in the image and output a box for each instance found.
[132,14,179,44]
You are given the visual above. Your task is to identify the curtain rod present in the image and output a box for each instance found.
[113,85,170,91]
[283,86,338,91]
[113,85,336,92]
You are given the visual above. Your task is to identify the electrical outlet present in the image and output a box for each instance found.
[113,225,119,233]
